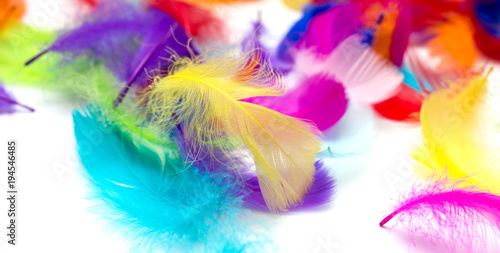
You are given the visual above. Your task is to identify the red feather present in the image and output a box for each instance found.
[373,84,423,122]
[147,0,225,42]
[76,0,100,7]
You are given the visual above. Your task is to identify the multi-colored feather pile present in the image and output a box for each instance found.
[74,106,272,252]
[141,48,323,212]
[5,0,500,251]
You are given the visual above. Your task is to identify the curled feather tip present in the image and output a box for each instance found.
[381,177,500,252]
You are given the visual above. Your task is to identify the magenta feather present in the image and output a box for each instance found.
[275,3,335,69]
[279,4,402,104]
[297,4,362,57]
[381,178,500,252]
[292,34,403,104]
[240,24,348,132]
[245,74,347,131]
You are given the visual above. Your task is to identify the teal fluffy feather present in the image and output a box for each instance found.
[73,107,271,252]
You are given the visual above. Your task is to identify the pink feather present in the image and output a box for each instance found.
[294,34,403,104]
[381,178,500,252]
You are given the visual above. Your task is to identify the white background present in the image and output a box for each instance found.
[0,0,491,252]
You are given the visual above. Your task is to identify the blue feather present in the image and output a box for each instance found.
[73,107,271,252]
[276,3,335,66]
[474,0,500,37]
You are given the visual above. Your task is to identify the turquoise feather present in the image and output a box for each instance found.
[73,107,271,252]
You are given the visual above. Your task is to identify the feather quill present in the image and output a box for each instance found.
[142,49,322,212]
[113,8,196,107]
[0,24,56,87]
[0,83,34,113]
[380,177,500,252]
[0,84,15,114]
[74,107,271,252]
[24,1,150,82]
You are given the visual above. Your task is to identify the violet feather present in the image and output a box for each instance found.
[0,83,34,113]
[381,178,500,252]
[240,19,286,78]
[25,1,150,82]
[276,3,334,65]
[244,161,335,212]
[174,124,336,212]
[0,84,15,114]
[114,8,197,107]
[296,4,362,57]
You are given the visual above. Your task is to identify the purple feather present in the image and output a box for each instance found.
[114,8,197,107]
[275,3,335,68]
[296,4,362,57]
[381,178,500,252]
[245,74,348,131]
[25,1,151,82]
[0,83,34,113]
[174,127,335,212]
[0,84,15,114]
[244,161,335,212]
[240,21,348,131]
[242,18,293,75]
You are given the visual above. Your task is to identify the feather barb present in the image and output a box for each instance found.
[143,50,322,212]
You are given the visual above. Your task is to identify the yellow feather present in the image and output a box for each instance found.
[143,49,322,212]
[282,0,311,11]
[412,69,500,192]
